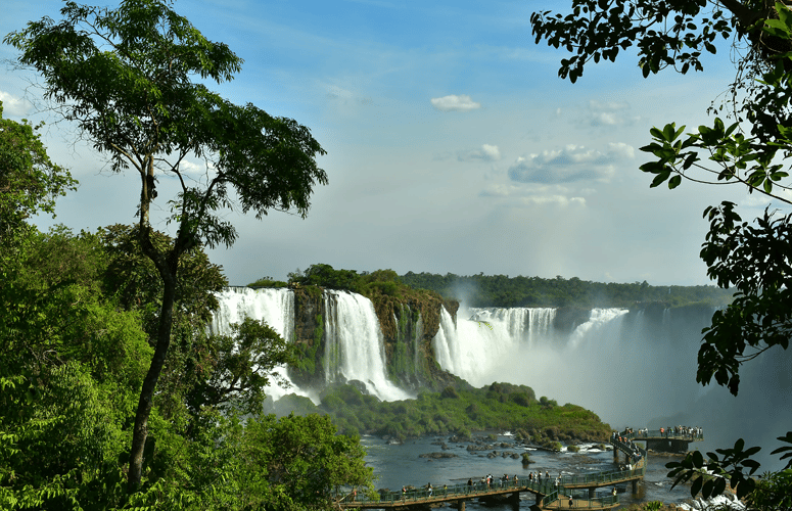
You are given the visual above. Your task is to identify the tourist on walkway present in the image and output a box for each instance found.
[467,478,473,494]
[569,495,573,508]
[427,483,432,497]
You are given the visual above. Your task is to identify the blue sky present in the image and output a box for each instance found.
[0,0,766,286]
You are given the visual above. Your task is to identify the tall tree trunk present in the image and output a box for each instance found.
[127,254,178,492]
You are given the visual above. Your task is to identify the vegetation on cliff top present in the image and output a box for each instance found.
[250,263,457,345]
[250,264,733,309]
[398,272,734,309]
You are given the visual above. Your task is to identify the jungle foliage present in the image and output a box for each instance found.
[0,220,373,510]
[530,0,792,505]
[5,0,328,490]
[305,383,610,446]
[0,72,370,511]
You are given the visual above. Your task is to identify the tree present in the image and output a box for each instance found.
[0,228,154,510]
[5,0,328,491]
[0,100,76,243]
[239,413,376,511]
[530,0,792,504]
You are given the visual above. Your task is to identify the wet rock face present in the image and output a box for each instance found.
[289,287,326,388]
[287,286,463,393]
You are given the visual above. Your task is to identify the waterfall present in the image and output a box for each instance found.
[567,308,628,349]
[432,306,557,386]
[323,290,413,402]
[210,287,314,402]
[211,286,294,341]
[432,305,722,436]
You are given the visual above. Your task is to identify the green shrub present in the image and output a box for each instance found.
[441,386,459,399]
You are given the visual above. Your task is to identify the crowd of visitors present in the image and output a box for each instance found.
[616,426,703,439]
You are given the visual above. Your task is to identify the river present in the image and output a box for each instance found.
[361,433,697,508]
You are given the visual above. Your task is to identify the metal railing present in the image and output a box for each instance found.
[620,429,703,441]
[342,478,532,505]
[339,436,649,508]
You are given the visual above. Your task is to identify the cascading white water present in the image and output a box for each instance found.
[567,308,628,349]
[432,306,556,385]
[210,287,316,403]
[323,290,413,402]
[432,305,711,429]
[211,287,294,340]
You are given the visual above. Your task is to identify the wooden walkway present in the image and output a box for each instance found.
[342,430,706,509]
[337,438,646,510]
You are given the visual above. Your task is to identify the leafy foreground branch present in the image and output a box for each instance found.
[531,0,792,507]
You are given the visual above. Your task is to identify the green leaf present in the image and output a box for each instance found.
[762,19,790,39]
[691,476,703,497]
[650,126,664,140]
[776,1,792,30]
[663,123,677,141]
[651,170,671,187]
[668,175,682,189]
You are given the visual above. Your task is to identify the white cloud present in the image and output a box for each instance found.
[0,91,32,117]
[430,94,481,112]
[520,195,585,207]
[180,160,204,175]
[458,144,501,162]
[588,99,639,126]
[508,142,635,184]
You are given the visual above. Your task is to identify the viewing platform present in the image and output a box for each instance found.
[337,436,649,510]
[617,429,703,455]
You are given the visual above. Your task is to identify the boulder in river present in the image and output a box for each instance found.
[419,452,459,459]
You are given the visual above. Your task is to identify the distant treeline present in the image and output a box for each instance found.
[397,272,734,308]
[249,264,733,308]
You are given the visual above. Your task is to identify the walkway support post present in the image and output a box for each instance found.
[460,501,465,511]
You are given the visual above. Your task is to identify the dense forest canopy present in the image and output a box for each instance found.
[253,263,734,309]
[398,271,734,308]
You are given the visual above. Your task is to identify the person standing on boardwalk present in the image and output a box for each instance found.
[467,478,473,494]
[569,495,573,508]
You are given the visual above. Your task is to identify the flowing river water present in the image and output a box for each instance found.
[361,433,698,509]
